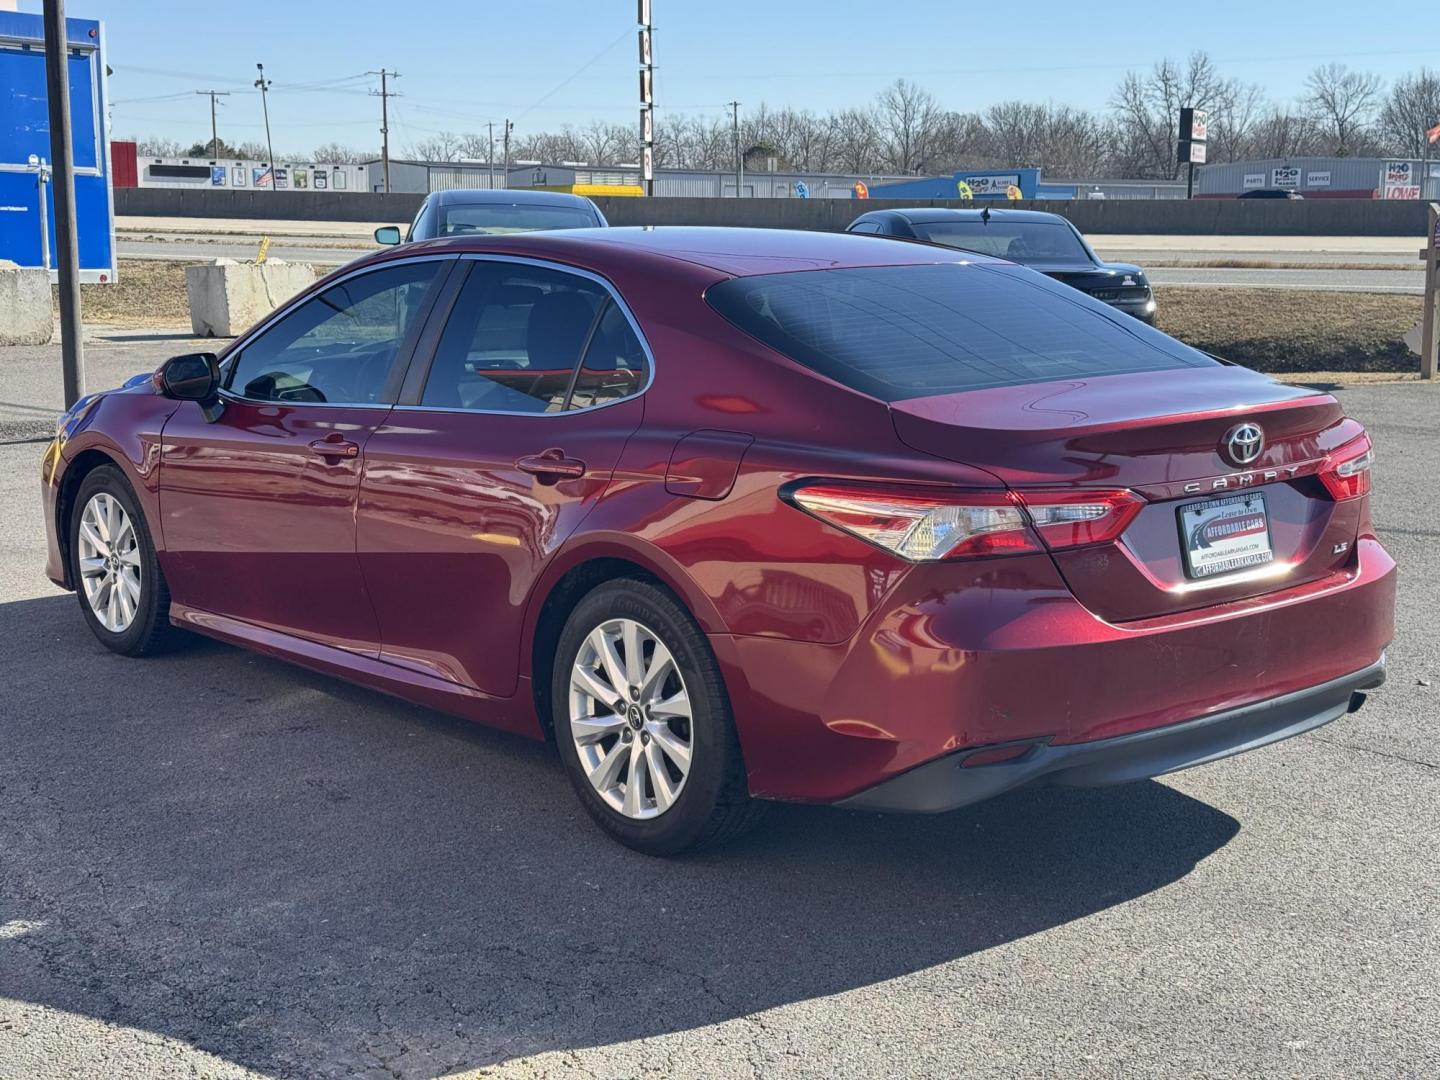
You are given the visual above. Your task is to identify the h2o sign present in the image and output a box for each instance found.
[1272,166,1300,188]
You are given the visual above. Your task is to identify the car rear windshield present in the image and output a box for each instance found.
[910,220,1091,263]
[438,203,596,235]
[706,263,1219,401]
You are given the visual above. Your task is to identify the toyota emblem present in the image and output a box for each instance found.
[1222,423,1264,466]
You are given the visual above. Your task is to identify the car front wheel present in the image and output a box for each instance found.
[552,579,765,855]
[69,465,178,656]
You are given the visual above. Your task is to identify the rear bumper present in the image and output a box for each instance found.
[720,537,1396,804]
[838,656,1386,813]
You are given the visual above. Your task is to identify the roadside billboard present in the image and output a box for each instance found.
[0,12,116,282]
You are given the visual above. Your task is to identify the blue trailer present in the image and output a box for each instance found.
[0,11,116,282]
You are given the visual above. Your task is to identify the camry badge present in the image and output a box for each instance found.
[1222,423,1264,466]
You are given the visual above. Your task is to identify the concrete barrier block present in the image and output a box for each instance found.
[185,258,319,337]
[0,264,53,346]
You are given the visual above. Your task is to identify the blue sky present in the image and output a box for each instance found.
[22,0,1433,155]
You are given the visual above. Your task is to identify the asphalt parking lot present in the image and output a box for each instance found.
[0,338,1436,1079]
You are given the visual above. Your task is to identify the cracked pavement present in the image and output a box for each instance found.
[0,340,1436,1079]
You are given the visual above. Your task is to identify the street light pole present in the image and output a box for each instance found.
[728,100,742,198]
[254,63,275,187]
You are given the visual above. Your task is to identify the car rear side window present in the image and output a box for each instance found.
[707,263,1218,401]
[568,303,647,409]
[421,261,624,414]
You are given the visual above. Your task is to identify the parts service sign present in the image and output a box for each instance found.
[1382,161,1419,200]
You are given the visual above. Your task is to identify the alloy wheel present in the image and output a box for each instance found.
[77,491,143,634]
[568,617,693,820]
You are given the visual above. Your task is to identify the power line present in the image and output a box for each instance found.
[513,28,631,124]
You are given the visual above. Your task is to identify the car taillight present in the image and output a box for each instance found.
[1018,489,1144,550]
[782,483,1143,562]
[1319,435,1373,501]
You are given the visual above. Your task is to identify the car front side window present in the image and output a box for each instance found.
[226,261,441,406]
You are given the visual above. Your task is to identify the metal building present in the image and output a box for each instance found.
[1196,157,1440,199]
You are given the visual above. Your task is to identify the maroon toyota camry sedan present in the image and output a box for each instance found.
[40,228,1395,854]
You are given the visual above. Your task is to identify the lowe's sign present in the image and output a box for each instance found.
[0,12,116,281]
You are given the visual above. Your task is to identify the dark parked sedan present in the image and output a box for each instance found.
[42,228,1393,854]
[848,207,1157,323]
[375,188,607,246]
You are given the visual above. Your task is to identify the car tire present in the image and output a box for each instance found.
[69,464,179,657]
[552,579,766,855]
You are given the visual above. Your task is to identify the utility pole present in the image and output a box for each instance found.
[254,63,275,188]
[502,119,513,189]
[195,90,230,157]
[487,121,495,189]
[728,101,742,198]
[367,68,400,194]
[43,0,83,407]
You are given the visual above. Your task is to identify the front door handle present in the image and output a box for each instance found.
[516,449,587,482]
[308,436,360,459]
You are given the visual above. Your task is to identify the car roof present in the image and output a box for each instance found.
[859,207,1073,227]
[374,226,1005,278]
[426,187,598,209]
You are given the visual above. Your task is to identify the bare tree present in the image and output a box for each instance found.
[1204,82,1265,164]
[874,79,945,173]
[1377,68,1440,157]
[310,142,374,164]
[1110,52,1238,178]
[403,131,463,162]
[1241,108,1325,160]
[979,102,1110,176]
[831,107,882,172]
[1304,63,1383,156]
[132,136,184,157]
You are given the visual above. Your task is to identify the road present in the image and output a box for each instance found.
[1144,265,1424,293]
[114,224,1429,294]
[1,335,1437,1079]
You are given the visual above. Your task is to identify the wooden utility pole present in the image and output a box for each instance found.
[502,119,512,189]
[43,0,83,407]
[368,69,400,194]
[196,90,230,157]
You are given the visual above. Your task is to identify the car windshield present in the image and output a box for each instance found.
[911,220,1091,264]
[706,263,1217,401]
[437,203,596,236]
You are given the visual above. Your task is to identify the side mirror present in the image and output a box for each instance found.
[155,353,224,422]
[374,225,402,245]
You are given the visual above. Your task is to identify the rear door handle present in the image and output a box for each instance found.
[308,436,360,459]
[516,449,587,481]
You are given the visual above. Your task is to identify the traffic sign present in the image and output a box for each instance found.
[795,181,809,199]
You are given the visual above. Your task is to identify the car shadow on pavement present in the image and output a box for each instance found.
[0,593,1240,1078]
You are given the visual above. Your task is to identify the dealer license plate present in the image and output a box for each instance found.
[1178,492,1274,579]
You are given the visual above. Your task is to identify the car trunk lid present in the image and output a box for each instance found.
[890,366,1365,621]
